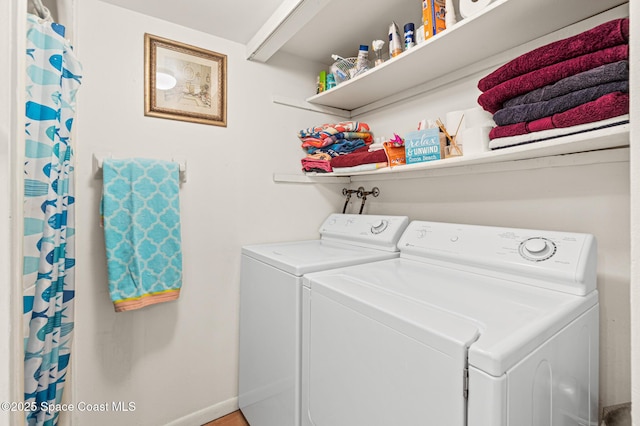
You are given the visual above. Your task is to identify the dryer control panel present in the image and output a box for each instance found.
[398,221,597,295]
[319,214,409,252]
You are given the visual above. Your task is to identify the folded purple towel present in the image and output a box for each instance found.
[478,18,629,92]
[493,80,628,126]
[489,92,629,139]
[504,60,628,108]
[478,44,628,114]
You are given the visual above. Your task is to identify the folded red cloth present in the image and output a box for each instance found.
[478,18,629,92]
[489,92,629,139]
[329,147,387,168]
[478,44,628,114]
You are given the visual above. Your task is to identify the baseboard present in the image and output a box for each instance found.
[164,397,239,426]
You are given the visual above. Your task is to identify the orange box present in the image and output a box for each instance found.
[422,0,447,40]
[422,0,434,40]
[434,0,446,35]
[383,142,406,167]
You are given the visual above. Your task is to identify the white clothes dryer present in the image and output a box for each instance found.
[239,214,409,426]
[302,220,599,426]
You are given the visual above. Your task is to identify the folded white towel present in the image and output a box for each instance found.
[368,142,385,152]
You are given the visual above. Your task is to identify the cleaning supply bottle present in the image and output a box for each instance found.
[404,23,415,50]
[356,45,370,71]
[326,73,336,90]
[388,22,403,58]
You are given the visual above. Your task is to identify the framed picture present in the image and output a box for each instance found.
[144,33,227,127]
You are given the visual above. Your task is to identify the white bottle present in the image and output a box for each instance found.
[356,44,370,71]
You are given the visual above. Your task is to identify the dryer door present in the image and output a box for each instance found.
[303,276,479,426]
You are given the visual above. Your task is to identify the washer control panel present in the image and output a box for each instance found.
[398,221,597,295]
[320,214,409,251]
[370,219,389,234]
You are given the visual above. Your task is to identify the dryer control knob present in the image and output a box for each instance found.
[371,220,388,234]
[519,237,556,261]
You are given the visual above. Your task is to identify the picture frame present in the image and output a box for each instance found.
[144,33,227,127]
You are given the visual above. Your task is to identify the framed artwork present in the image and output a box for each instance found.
[144,33,227,127]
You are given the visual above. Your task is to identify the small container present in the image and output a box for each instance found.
[326,73,336,90]
[404,23,415,50]
[445,144,463,157]
[372,40,385,67]
[416,25,426,44]
[356,44,370,70]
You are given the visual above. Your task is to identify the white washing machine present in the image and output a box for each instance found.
[238,214,410,426]
[302,220,599,426]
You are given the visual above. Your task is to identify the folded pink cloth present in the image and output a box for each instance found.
[329,147,387,168]
[478,44,628,114]
[478,18,629,92]
[301,153,332,173]
[489,92,629,140]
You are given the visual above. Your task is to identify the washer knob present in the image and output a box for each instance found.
[371,219,388,234]
[525,238,548,253]
[519,237,556,261]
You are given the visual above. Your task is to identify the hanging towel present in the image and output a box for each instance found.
[101,158,183,312]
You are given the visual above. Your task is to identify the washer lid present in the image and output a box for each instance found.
[304,257,598,376]
[242,240,399,276]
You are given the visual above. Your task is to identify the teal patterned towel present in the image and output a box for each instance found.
[101,158,183,312]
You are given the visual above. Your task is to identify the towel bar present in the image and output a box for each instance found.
[92,153,187,183]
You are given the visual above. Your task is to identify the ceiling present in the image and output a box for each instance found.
[97,0,286,45]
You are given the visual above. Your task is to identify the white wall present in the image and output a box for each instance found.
[68,2,631,425]
[71,1,343,425]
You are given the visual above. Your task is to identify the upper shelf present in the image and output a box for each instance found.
[302,0,627,112]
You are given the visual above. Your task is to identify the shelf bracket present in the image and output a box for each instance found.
[272,95,351,119]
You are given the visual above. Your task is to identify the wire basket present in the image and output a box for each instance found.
[330,56,370,84]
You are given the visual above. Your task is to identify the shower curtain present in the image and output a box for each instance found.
[22,13,82,426]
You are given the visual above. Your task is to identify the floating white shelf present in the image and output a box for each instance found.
[303,0,627,112]
[274,125,630,183]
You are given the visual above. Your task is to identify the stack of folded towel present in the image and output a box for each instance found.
[477,18,629,149]
[299,121,374,173]
[330,145,388,173]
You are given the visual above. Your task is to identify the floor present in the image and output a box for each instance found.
[202,410,249,426]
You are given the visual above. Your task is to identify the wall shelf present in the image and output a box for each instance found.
[274,124,630,183]
[303,0,627,113]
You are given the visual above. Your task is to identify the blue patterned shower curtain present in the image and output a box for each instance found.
[22,13,82,426]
